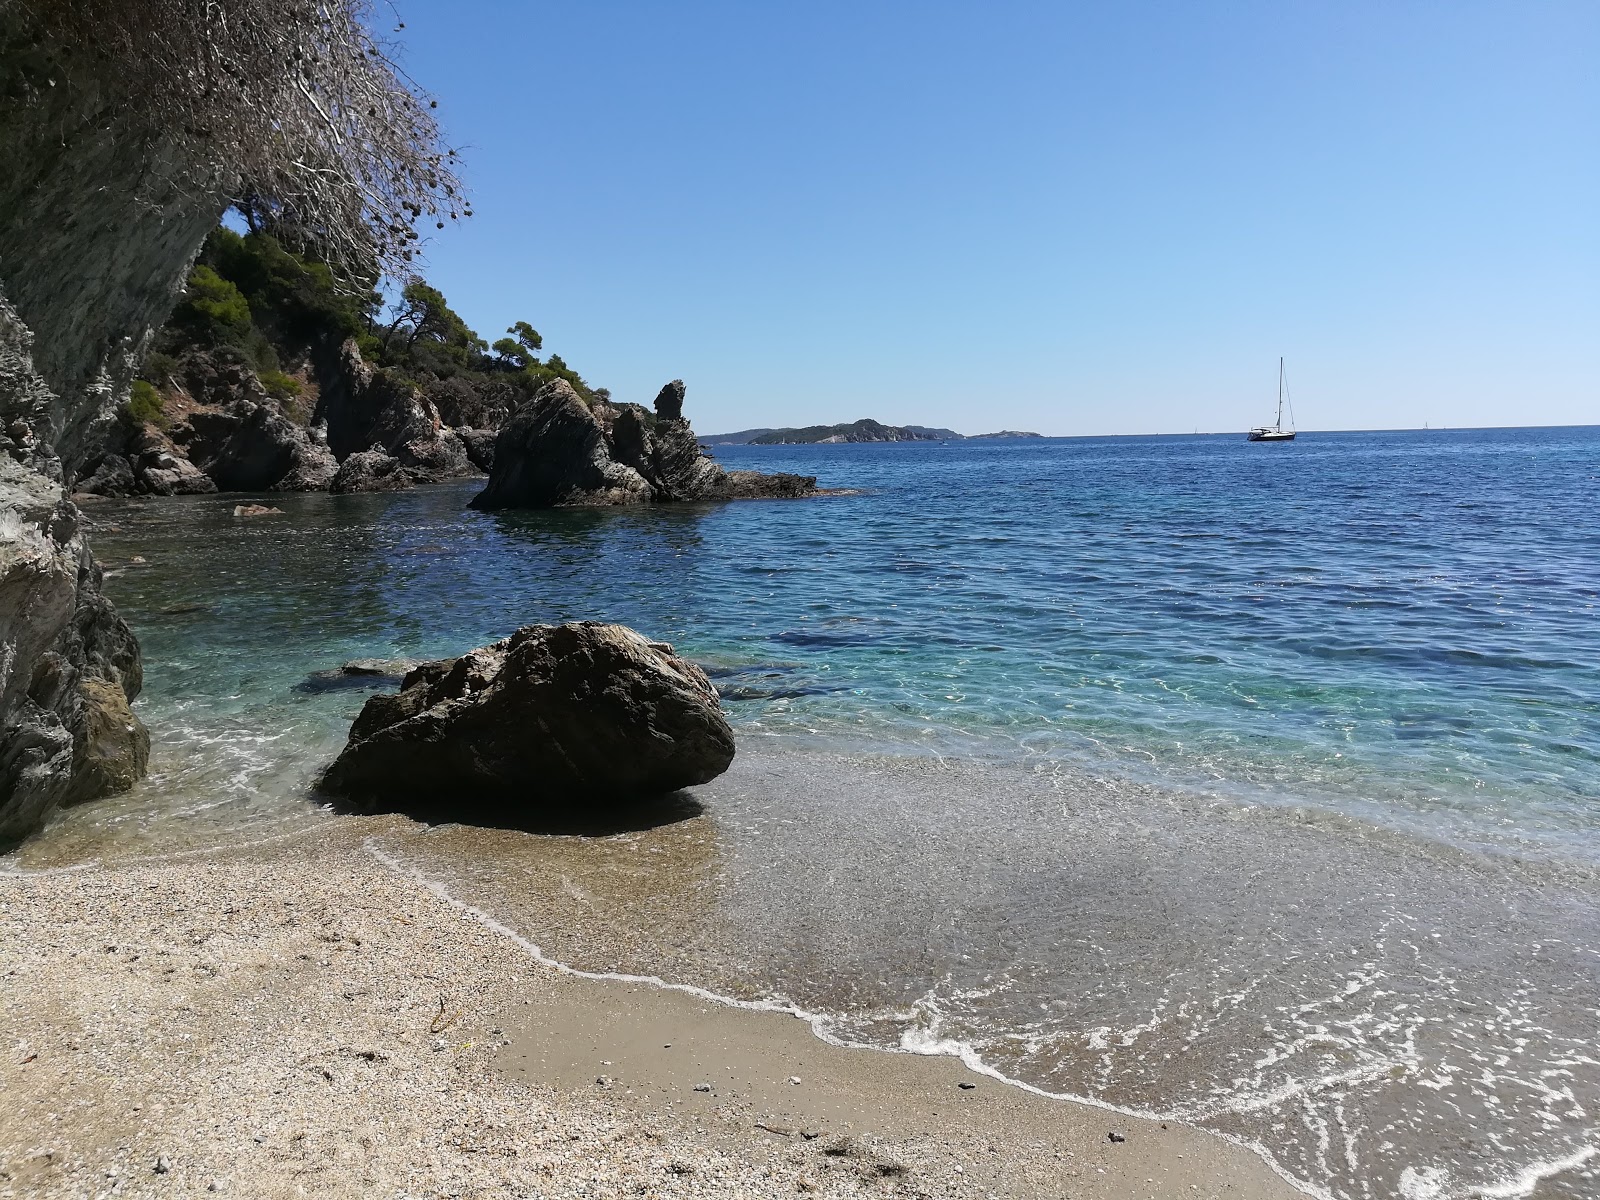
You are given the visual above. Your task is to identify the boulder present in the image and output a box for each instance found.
[63,676,149,804]
[232,504,284,517]
[75,453,138,497]
[330,445,410,494]
[469,380,652,510]
[321,622,735,808]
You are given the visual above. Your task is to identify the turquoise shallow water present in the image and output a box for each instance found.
[21,426,1600,1200]
[79,425,1600,865]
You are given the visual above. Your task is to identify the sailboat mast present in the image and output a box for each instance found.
[1277,357,1285,431]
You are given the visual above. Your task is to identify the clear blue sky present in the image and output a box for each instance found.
[395,1,1597,436]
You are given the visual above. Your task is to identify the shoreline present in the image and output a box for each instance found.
[0,822,1302,1199]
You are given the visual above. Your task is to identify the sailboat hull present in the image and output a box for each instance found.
[1247,429,1296,442]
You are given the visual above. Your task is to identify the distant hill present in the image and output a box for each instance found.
[695,427,776,445]
[702,421,1043,445]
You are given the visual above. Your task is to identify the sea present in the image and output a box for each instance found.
[13,426,1600,1199]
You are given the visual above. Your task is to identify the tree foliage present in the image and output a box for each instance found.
[145,223,607,425]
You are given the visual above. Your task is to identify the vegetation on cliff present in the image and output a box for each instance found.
[130,222,601,437]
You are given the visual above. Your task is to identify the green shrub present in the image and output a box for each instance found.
[173,264,253,345]
[258,368,303,400]
[141,350,179,386]
[125,379,165,425]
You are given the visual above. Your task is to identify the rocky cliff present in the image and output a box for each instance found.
[0,30,229,845]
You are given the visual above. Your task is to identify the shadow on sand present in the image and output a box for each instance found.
[322,788,707,838]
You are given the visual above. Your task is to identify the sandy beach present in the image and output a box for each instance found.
[1,821,1303,1199]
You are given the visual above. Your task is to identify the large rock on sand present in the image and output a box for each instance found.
[321,622,735,808]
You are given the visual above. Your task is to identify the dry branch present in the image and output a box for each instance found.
[7,0,466,281]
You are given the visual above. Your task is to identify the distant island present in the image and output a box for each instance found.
[701,419,1043,445]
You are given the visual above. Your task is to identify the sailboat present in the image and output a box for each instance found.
[1247,358,1297,442]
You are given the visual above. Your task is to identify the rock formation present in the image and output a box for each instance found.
[471,379,818,510]
[0,458,150,846]
[0,40,226,843]
[321,623,735,809]
[75,339,476,497]
[330,446,410,494]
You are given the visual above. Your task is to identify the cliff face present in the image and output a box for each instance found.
[0,33,227,845]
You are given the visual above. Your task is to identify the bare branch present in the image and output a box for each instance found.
[8,0,468,282]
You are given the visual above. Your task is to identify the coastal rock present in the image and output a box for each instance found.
[232,504,284,517]
[0,457,148,847]
[127,424,220,495]
[322,622,735,808]
[647,418,726,501]
[393,425,469,483]
[75,453,139,497]
[76,424,220,498]
[177,401,337,492]
[654,379,686,422]
[330,446,410,494]
[314,342,473,486]
[64,676,150,804]
[469,380,653,509]
[458,427,497,473]
[471,378,819,510]
[706,469,820,499]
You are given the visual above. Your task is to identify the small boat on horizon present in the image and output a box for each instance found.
[1248,358,1297,442]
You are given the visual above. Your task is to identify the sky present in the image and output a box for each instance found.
[393,1,1597,437]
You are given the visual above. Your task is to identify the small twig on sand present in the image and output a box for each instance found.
[429,993,460,1034]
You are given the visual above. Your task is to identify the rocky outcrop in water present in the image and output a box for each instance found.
[321,622,735,809]
[470,379,818,510]
[330,445,410,494]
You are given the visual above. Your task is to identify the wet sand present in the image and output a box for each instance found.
[0,823,1302,1199]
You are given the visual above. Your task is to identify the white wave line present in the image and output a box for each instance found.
[362,838,1332,1200]
[1472,1142,1598,1199]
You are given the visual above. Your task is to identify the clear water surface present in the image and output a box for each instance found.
[18,426,1600,1200]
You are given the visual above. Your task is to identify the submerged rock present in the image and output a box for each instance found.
[295,659,419,694]
[321,622,735,808]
